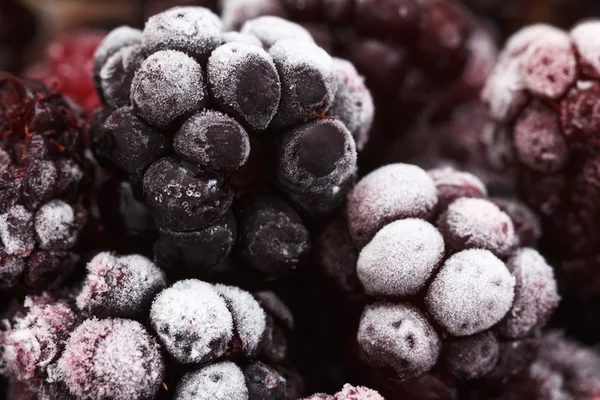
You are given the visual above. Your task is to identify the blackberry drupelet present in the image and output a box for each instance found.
[92,7,370,280]
[0,73,90,291]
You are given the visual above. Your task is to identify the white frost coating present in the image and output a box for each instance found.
[499,248,559,339]
[481,58,528,122]
[149,279,233,364]
[76,252,166,318]
[357,219,445,297]
[34,200,78,250]
[571,20,600,80]
[503,24,567,60]
[56,318,164,400]
[94,26,142,76]
[347,163,438,248]
[428,167,487,210]
[334,384,384,400]
[240,16,314,48]
[255,291,294,330]
[518,30,576,99]
[221,0,287,31]
[0,205,34,255]
[425,249,516,336]
[357,302,441,379]
[439,197,516,257]
[207,42,281,131]
[174,362,248,400]
[214,284,266,357]
[328,58,374,150]
[131,50,206,127]
[142,7,223,62]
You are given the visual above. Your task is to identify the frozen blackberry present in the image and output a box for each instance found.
[275,119,356,194]
[101,106,170,178]
[357,219,445,297]
[54,318,165,400]
[76,252,166,318]
[428,167,487,212]
[0,73,89,291]
[498,248,559,339]
[1,295,76,382]
[234,193,310,279]
[153,211,236,275]
[174,110,250,172]
[142,6,223,64]
[207,42,281,132]
[481,19,600,285]
[357,302,441,381]
[93,8,365,282]
[437,197,516,257]
[175,361,248,400]
[347,163,438,248]
[143,157,233,231]
[443,331,499,380]
[425,249,515,336]
[131,50,207,128]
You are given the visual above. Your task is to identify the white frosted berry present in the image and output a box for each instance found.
[347,163,438,248]
[438,197,516,257]
[357,302,441,380]
[481,58,528,122]
[428,167,487,211]
[34,200,82,250]
[131,50,206,128]
[142,6,223,63]
[498,248,559,339]
[55,318,164,400]
[149,279,233,364]
[571,20,600,80]
[76,252,166,318]
[175,361,248,400]
[214,284,266,357]
[425,249,515,336]
[0,205,34,255]
[240,16,314,48]
[503,24,567,60]
[357,219,445,297]
[94,26,142,84]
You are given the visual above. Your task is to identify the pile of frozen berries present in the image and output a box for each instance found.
[3,2,600,400]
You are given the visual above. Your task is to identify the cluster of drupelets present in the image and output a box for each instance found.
[2,1,600,400]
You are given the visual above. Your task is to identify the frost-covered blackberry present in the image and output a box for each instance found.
[92,9,370,280]
[175,362,248,400]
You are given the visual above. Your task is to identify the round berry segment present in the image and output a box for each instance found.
[357,219,445,297]
[425,249,515,336]
[175,361,248,400]
[174,110,250,172]
[131,50,207,127]
[443,331,499,380]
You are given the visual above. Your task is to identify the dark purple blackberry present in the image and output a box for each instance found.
[234,193,310,279]
[142,157,233,231]
[54,318,165,400]
[244,361,287,400]
[75,252,166,318]
[345,163,560,385]
[0,73,89,291]
[92,9,367,280]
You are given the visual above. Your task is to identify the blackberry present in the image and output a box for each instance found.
[92,8,368,280]
[301,384,384,400]
[221,0,497,166]
[481,20,600,295]
[338,163,559,385]
[0,73,89,291]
